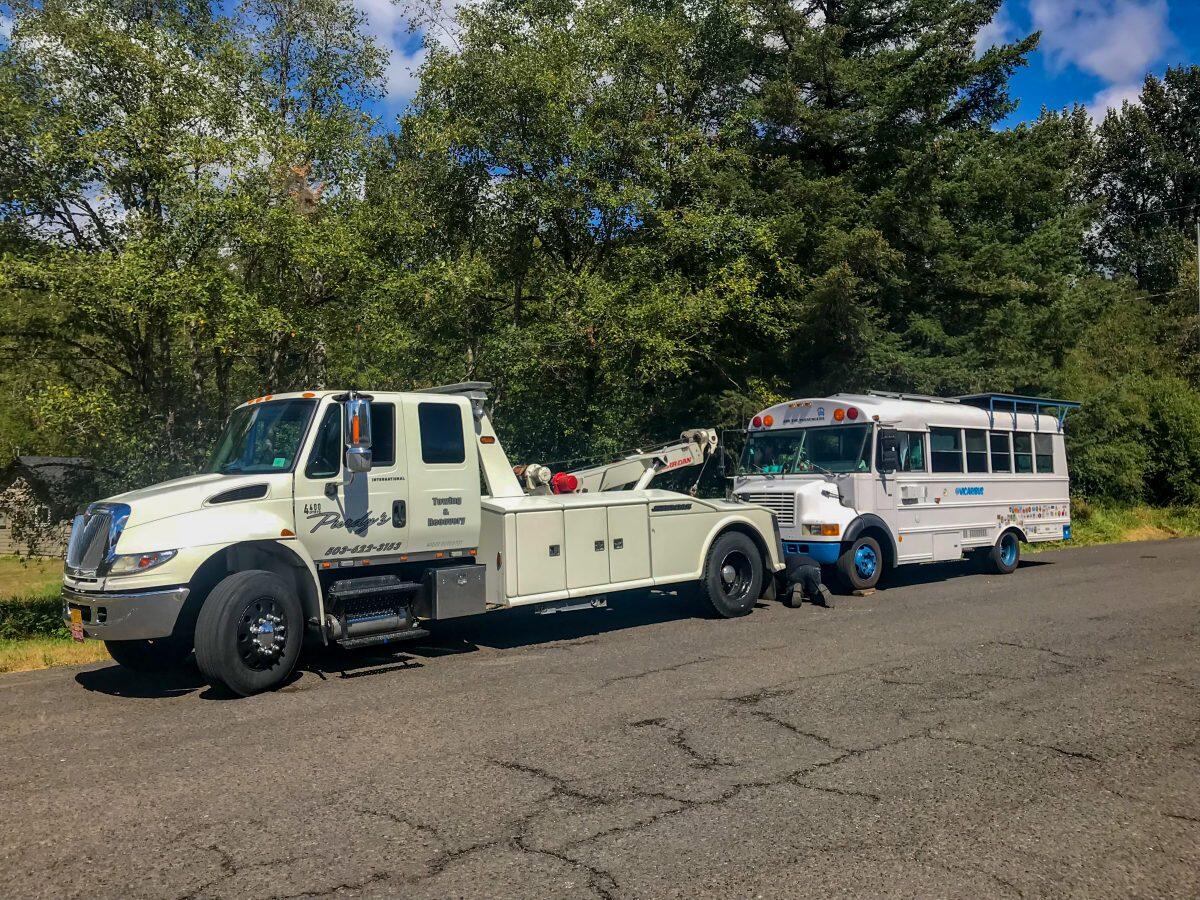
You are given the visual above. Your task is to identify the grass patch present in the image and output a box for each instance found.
[1029,503,1200,551]
[0,637,109,674]
[0,555,61,598]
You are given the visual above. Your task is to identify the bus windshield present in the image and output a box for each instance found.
[738,424,872,475]
[206,399,318,475]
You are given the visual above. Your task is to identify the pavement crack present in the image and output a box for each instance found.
[1017,740,1100,762]
[487,758,609,806]
[600,655,721,688]
[263,871,389,900]
[629,717,738,770]
[1165,812,1200,824]
[511,833,620,900]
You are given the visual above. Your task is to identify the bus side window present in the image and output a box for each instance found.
[901,431,925,472]
[990,432,1012,472]
[1013,433,1034,473]
[1034,433,1054,473]
[930,427,964,473]
[965,429,988,473]
[880,431,926,472]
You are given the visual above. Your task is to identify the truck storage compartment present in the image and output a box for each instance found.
[515,509,567,596]
[606,503,650,583]
[415,564,487,619]
[564,506,610,589]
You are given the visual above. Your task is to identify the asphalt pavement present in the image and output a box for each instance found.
[1,538,1198,899]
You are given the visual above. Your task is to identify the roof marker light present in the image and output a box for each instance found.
[847,407,859,420]
[833,408,846,422]
[752,416,763,428]
[763,414,775,427]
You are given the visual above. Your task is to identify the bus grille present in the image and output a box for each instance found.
[740,493,796,527]
[66,509,113,573]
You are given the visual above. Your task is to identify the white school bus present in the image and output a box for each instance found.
[731,392,1079,591]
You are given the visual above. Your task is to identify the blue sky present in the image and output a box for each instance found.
[357,0,1200,128]
[981,0,1200,125]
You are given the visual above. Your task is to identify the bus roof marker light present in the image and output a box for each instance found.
[752,416,762,428]
[833,408,846,422]
[762,414,774,427]
[847,407,859,420]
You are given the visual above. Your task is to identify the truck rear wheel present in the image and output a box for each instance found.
[699,531,763,618]
[194,570,303,696]
[104,636,192,673]
[836,535,882,592]
[986,530,1021,575]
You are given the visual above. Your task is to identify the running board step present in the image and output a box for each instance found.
[338,628,430,650]
[328,574,421,601]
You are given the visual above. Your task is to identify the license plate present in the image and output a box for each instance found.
[69,607,85,643]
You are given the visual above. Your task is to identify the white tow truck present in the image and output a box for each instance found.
[62,383,783,695]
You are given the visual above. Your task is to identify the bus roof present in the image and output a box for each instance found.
[749,392,1076,434]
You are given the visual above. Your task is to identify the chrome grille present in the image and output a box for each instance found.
[739,493,796,527]
[65,504,128,574]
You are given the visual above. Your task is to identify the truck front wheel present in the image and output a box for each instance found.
[104,636,192,673]
[194,570,303,696]
[699,531,763,618]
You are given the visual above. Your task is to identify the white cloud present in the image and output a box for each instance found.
[0,11,13,41]
[354,0,430,106]
[1087,82,1143,121]
[974,3,1016,55]
[1029,0,1171,84]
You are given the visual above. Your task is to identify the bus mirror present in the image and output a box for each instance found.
[343,396,373,473]
[878,428,900,474]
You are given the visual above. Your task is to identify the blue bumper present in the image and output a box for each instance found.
[782,540,840,564]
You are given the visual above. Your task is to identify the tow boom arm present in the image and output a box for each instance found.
[519,429,719,494]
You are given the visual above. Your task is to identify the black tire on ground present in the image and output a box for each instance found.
[194,570,303,696]
[698,531,764,618]
[987,529,1021,575]
[835,535,883,592]
[104,636,192,673]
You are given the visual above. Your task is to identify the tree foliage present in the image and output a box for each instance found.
[0,0,1198,508]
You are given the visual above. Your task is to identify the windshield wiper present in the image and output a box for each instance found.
[741,464,776,480]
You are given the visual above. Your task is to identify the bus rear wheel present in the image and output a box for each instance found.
[836,535,882,592]
[987,530,1021,575]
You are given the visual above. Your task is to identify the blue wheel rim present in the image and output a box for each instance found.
[854,544,877,579]
[1000,534,1018,567]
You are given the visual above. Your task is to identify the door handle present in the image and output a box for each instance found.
[392,500,406,527]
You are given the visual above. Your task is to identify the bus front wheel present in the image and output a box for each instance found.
[836,535,883,592]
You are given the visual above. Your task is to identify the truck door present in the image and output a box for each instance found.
[401,398,482,554]
[294,400,410,566]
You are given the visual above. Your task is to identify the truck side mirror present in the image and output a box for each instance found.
[343,396,373,474]
[878,428,900,474]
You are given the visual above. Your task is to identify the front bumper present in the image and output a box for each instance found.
[781,540,840,565]
[62,585,190,641]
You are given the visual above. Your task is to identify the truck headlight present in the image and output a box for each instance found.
[802,524,841,537]
[106,549,178,576]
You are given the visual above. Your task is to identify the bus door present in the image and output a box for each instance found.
[875,429,931,560]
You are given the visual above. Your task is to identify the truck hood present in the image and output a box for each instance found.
[104,472,288,530]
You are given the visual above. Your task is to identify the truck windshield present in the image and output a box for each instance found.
[739,424,872,475]
[206,399,318,475]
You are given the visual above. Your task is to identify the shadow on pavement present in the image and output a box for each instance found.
[866,556,1051,593]
[75,662,206,699]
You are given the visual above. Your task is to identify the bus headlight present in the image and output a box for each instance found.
[803,524,841,537]
[106,549,178,576]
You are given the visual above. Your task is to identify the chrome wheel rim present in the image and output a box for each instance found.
[718,551,753,602]
[237,596,288,670]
